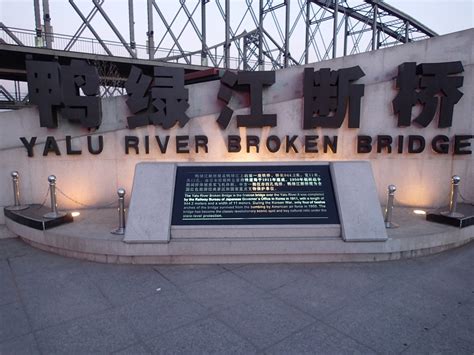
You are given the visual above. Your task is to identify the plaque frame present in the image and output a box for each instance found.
[124,161,388,243]
[171,165,340,226]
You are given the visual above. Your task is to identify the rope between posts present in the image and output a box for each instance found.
[392,188,474,206]
[55,187,118,209]
[392,196,409,207]
[36,187,50,209]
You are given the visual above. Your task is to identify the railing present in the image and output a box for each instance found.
[0,25,261,70]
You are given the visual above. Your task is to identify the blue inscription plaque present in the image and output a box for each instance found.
[171,165,339,225]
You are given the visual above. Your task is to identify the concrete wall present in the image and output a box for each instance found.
[0,29,472,224]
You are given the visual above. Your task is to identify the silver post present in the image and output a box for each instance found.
[441,175,464,218]
[43,175,66,218]
[111,188,126,235]
[6,171,29,211]
[384,184,399,228]
[12,172,21,206]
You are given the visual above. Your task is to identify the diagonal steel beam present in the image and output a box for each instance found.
[0,22,24,45]
[69,0,113,56]
[165,1,200,59]
[262,28,299,66]
[92,0,136,57]
[65,0,103,51]
[152,0,190,64]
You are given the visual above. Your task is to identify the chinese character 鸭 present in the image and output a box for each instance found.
[61,60,101,129]
[26,59,101,128]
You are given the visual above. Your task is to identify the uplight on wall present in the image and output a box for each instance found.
[71,211,81,217]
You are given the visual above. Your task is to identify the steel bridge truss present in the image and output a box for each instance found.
[1,0,436,69]
[0,0,437,108]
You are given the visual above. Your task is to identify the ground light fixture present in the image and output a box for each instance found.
[413,209,427,215]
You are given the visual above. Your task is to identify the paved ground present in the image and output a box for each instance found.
[0,236,473,354]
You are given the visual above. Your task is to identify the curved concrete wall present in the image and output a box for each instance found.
[0,29,472,224]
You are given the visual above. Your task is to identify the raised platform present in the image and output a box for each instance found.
[3,206,473,264]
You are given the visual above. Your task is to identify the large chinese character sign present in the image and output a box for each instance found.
[26,59,101,129]
[125,66,190,129]
[303,66,365,129]
[393,61,464,128]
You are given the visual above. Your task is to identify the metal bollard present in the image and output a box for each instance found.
[6,171,29,211]
[43,175,66,219]
[384,184,399,228]
[111,188,126,235]
[441,175,464,218]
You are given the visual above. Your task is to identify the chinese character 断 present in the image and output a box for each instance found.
[392,61,464,128]
[303,66,365,129]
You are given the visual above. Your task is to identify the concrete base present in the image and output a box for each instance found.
[4,207,473,264]
[123,161,387,244]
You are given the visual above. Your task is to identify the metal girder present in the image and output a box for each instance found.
[92,0,136,58]
[0,0,443,109]
[365,0,437,37]
[0,43,205,80]
[310,0,436,45]
[0,23,24,46]
[0,83,29,110]
[147,0,154,59]
[42,0,53,48]
[69,0,113,56]
[65,0,103,51]
[129,0,135,50]
[152,1,191,64]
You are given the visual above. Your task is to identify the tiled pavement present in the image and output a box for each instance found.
[0,236,473,354]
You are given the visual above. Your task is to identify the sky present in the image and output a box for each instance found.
[387,0,473,35]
